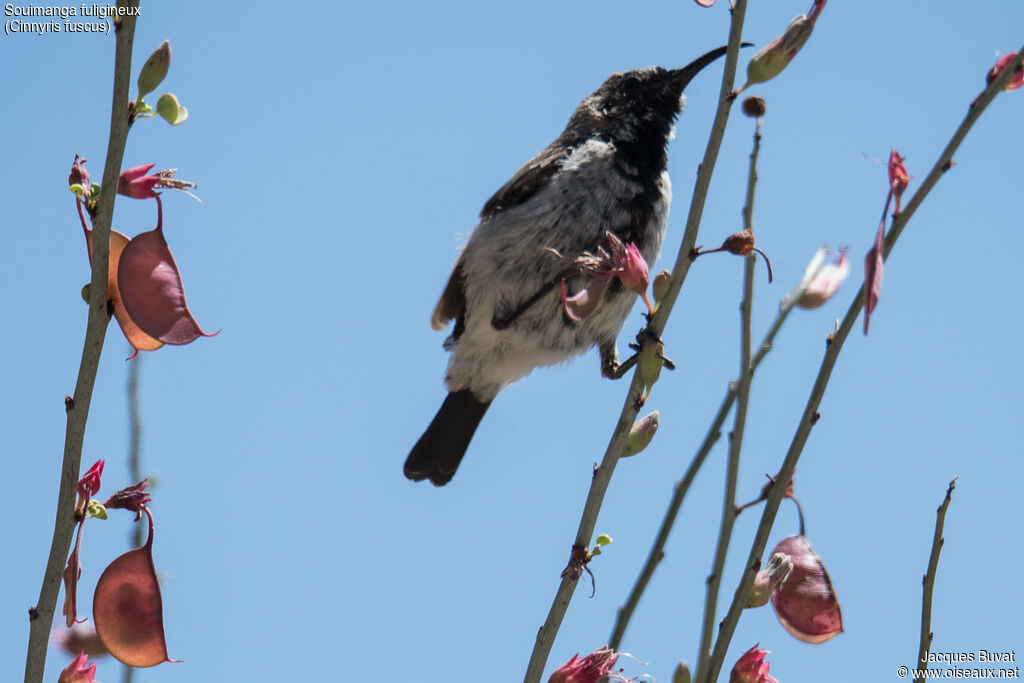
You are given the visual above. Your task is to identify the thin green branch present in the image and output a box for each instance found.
[695,116,761,683]
[608,293,800,651]
[522,4,750,680]
[647,1,749,342]
[914,477,958,683]
[24,5,140,683]
[700,45,1023,683]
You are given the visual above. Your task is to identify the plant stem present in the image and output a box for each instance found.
[609,293,800,651]
[695,115,761,683]
[699,46,1023,683]
[522,4,749,680]
[24,5,139,682]
[914,478,958,683]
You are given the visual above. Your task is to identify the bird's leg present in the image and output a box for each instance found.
[601,340,637,379]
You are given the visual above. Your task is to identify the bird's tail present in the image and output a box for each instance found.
[404,389,491,486]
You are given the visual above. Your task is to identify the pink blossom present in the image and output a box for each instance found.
[986,51,1024,92]
[550,647,619,683]
[117,164,160,199]
[795,248,850,310]
[58,652,100,683]
[888,150,910,215]
[103,480,152,518]
[77,460,104,501]
[730,645,778,683]
[117,164,198,200]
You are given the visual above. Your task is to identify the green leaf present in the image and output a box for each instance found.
[595,534,613,546]
[156,93,189,125]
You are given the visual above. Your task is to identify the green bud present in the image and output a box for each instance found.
[81,283,91,304]
[624,411,659,456]
[595,534,613,547]
[742,14,814,89]
[137,40,171,98]
[639,339,665,398]
[652,269,672,308]
[86,500,107,520]
[673,661,692,683]
[157,93,189,126]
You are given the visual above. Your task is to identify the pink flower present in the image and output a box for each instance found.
[794,248,850,310]
[117,164,160,199]
[986,51,1024,92]
[76,460,105,515]
[888,150,910,215]
[103,480,152,518]
[561,232,653,321]
[550,647,619,683]
[77,459,104,500]
[68,154,91,198]
[117,164,198,200]
[730,645,778,683]
[58,652,100,683]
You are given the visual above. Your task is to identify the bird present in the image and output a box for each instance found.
[405,46,733,486]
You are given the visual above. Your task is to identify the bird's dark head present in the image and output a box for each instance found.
[562,46,732,161]
[577,67,688,142]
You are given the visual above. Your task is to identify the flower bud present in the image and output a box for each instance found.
[137,40,171,98]
[76,460,105,515]
[549,646,619,683]
[652,269,671,308]
[985,51,1024,92]
[58,652,99,683]
[623,411,659,456]
[68,154,91,198]
[673,661,692,683]
[738,0,825,93]
[638,337,665,405]
[730,645,778,683]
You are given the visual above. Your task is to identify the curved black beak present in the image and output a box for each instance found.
[670,43,755,89]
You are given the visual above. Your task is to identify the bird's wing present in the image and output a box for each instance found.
[431,140,571,333]
[479,141,569,219]
[431,260,466,332]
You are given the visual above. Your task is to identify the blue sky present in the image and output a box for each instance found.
[3,1,1022,681]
